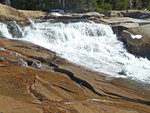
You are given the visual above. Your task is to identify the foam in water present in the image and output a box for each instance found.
[0,21,150,83]
[0,22,12,39]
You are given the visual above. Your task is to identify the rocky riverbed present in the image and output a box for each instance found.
[0,3,150,113]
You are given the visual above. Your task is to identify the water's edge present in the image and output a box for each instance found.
[1,20,150,84]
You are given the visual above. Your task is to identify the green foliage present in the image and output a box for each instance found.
[96,0,150,13]
[141,0,150,10]
[10,0,150,13]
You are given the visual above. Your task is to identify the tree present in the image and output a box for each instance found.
[0,0,11,6]
[8,0,150,12]
[87,0,90,10]
[128,0,134,9]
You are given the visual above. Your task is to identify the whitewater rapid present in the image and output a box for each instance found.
[1,20,150,83]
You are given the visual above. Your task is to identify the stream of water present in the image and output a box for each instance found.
[0,20,150,83]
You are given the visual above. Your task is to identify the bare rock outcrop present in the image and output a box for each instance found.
[19,10,48,20]
[98,17,150,36]
[0,3,47,21]
[103,10,150,36]
[105,10,150,19]
[0,36,150,113]
[121,24,150,59]
[0,3,26,21]
[0,4,150,113]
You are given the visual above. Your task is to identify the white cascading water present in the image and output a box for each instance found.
[0,20,150,83]
[0,22,12,39]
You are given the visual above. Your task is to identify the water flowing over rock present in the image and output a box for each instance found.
[1,20,150,84]
[0,4,150,113]
[7,21,23,38]
[0,36,150,113]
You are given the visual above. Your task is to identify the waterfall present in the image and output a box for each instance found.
[0,22,12,39]
[1,20,150,83]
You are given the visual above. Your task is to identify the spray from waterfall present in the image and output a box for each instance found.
[0,20,150,83]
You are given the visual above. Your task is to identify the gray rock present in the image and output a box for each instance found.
[99,17,150,36]
[121,24,150,59]
[105,11,124,17]
[7,21,23,38]
[105,10,150,19]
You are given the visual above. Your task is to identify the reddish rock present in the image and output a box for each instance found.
[0,37,150,113]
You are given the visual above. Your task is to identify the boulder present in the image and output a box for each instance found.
[98,17,150,36]
[72,12,104,18]
[105,10,150,19]
[45,12,104,21]
[99,17,150,25]
[124,10,150,19]
[6,21,23,38]
[105,10,124,17]
[0,3,26,21]
[0,3,48,21]
[121,24,150,59]
[99,17,140,35]
[44,12,104,24]
[112,22,139,36]
[19,10,48,19]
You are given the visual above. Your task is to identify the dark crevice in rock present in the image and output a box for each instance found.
[44,15,91,21]
[28,55,105,97]
[102,90,150,106]
[28,55,150,106]
[28,56,57,68]
[112,26,128,37]
[29,75,48,102]
[29,87,47,102]
[53,67,105,97]
[25,60,33,66]
[28,56,49,63]
[13,45,31,49]
[51,85,76,93]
